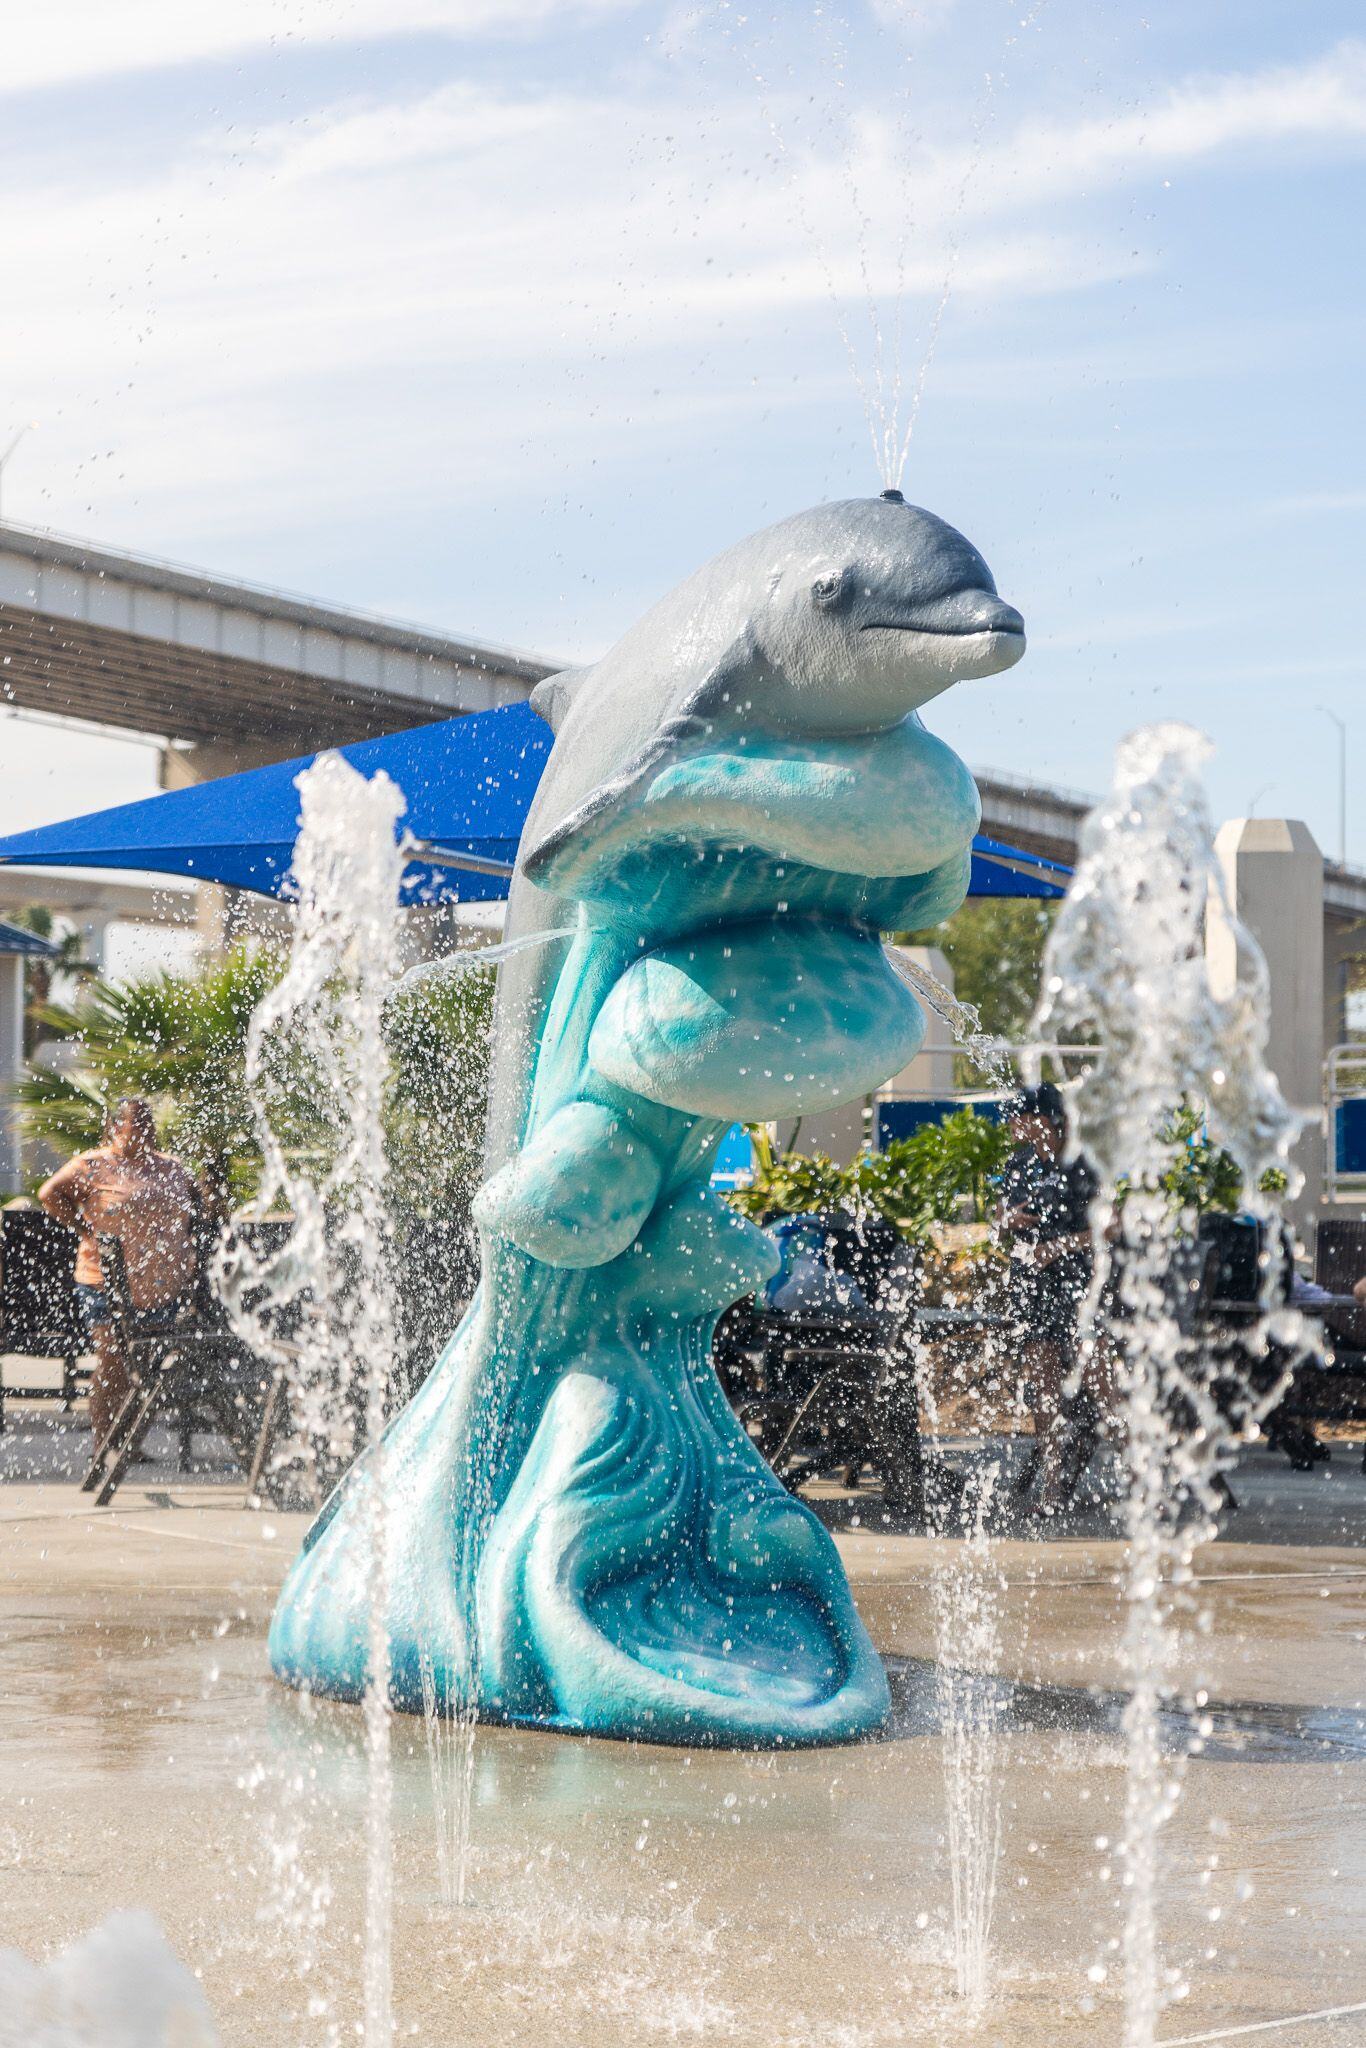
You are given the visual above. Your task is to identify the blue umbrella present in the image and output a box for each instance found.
[0,918,59,957]
[0,703,1068,903]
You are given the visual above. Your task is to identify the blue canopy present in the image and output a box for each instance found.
[0,703,1068,904]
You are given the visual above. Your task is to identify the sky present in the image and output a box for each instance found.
[1,0,1364,872]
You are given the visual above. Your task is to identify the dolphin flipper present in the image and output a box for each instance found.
[519,647,757,889]
[529,666,593,733]
[473,1100,664,1268]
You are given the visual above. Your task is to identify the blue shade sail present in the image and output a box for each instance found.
[0,705,1067,906]
[0,702,553,908]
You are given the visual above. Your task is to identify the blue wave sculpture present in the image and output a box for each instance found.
[270,494,1024,1746]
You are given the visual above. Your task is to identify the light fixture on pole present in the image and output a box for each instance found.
[0,422,37,525]
[1317,705,1347,866]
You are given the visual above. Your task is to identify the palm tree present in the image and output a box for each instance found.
[18,942,496,1212]
[381,959,494,1218]
[7,905,94,1056]
[18,946,282,1199]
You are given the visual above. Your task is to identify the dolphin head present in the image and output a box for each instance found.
[491,493,1017,1171]
[741,495,1024,736]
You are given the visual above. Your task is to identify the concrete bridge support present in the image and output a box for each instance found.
[1206,818,1325,1239]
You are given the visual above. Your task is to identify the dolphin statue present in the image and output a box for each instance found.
[269,493,1024,1747]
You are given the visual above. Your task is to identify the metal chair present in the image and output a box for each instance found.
[79,1235,267,1506]
[1315,1218,1366,1302]
[765,1312,899,1486]
[1015,1237,1219,1518]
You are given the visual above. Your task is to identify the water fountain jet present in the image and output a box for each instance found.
[221,753,408,2045]
[1033,721,1306,2048]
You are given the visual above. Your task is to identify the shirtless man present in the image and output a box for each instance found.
[39,1098,201,1443]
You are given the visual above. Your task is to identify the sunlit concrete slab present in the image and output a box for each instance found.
[2,1418,1363,2047]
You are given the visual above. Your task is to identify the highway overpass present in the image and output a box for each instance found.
[0,523,553,778]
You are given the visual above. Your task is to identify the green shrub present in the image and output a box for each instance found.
[1152,1097,1288,1215]
[728,1108,1014,1242]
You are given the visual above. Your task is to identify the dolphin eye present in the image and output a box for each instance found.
[810,571,846,610]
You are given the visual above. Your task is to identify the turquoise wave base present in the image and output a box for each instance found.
[270,711,981,1746]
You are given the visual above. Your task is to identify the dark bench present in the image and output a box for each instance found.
[1286,1218,1366,1470]
[0,1208,89,1429]
[716,1299,902,1479]
[1185,1215,1366,1483]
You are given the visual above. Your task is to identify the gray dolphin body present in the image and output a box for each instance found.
[270,495,1025,1748]
[485,493,1025,1172]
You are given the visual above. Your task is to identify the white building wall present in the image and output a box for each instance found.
[879,945,957,1099]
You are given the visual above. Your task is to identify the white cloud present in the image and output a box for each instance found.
[0,67,1121,544]
[3,37,1363,562]
[987,38,1366,199]
[868,0,962,32]
[2,0,641,97]
[1265,488,1366,519]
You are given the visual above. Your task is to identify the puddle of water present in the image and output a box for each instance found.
[883,1658,1366,1765]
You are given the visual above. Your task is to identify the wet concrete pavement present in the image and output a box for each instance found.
[1,1408,1363,2046]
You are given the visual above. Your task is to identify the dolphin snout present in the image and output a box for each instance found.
[861,588,1024,640]
[968,594,1024,638]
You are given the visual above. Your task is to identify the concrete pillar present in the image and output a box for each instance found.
[0,954,25,1191]
[161,738,301,786]
[1205,819,1324,1234]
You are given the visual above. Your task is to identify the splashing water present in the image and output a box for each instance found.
[220,753,408,2048]
[886,941,1010,2005]
[226,871,573,1949]
[885,944,1013,1089]
[1032,723,1305,2048]
[719,3,1050,488]
[0,1912,220,2047]
[390,923,575,1001]
[914,1340,1006,2008]
[418,1645,478,1911]
[934,1462,1005,2008]
[393,919,574,1904]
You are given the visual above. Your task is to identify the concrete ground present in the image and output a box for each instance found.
[1,1393,1364,2048]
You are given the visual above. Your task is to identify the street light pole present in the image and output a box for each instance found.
[1317,706,1347,866]
[0,423,36,525]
